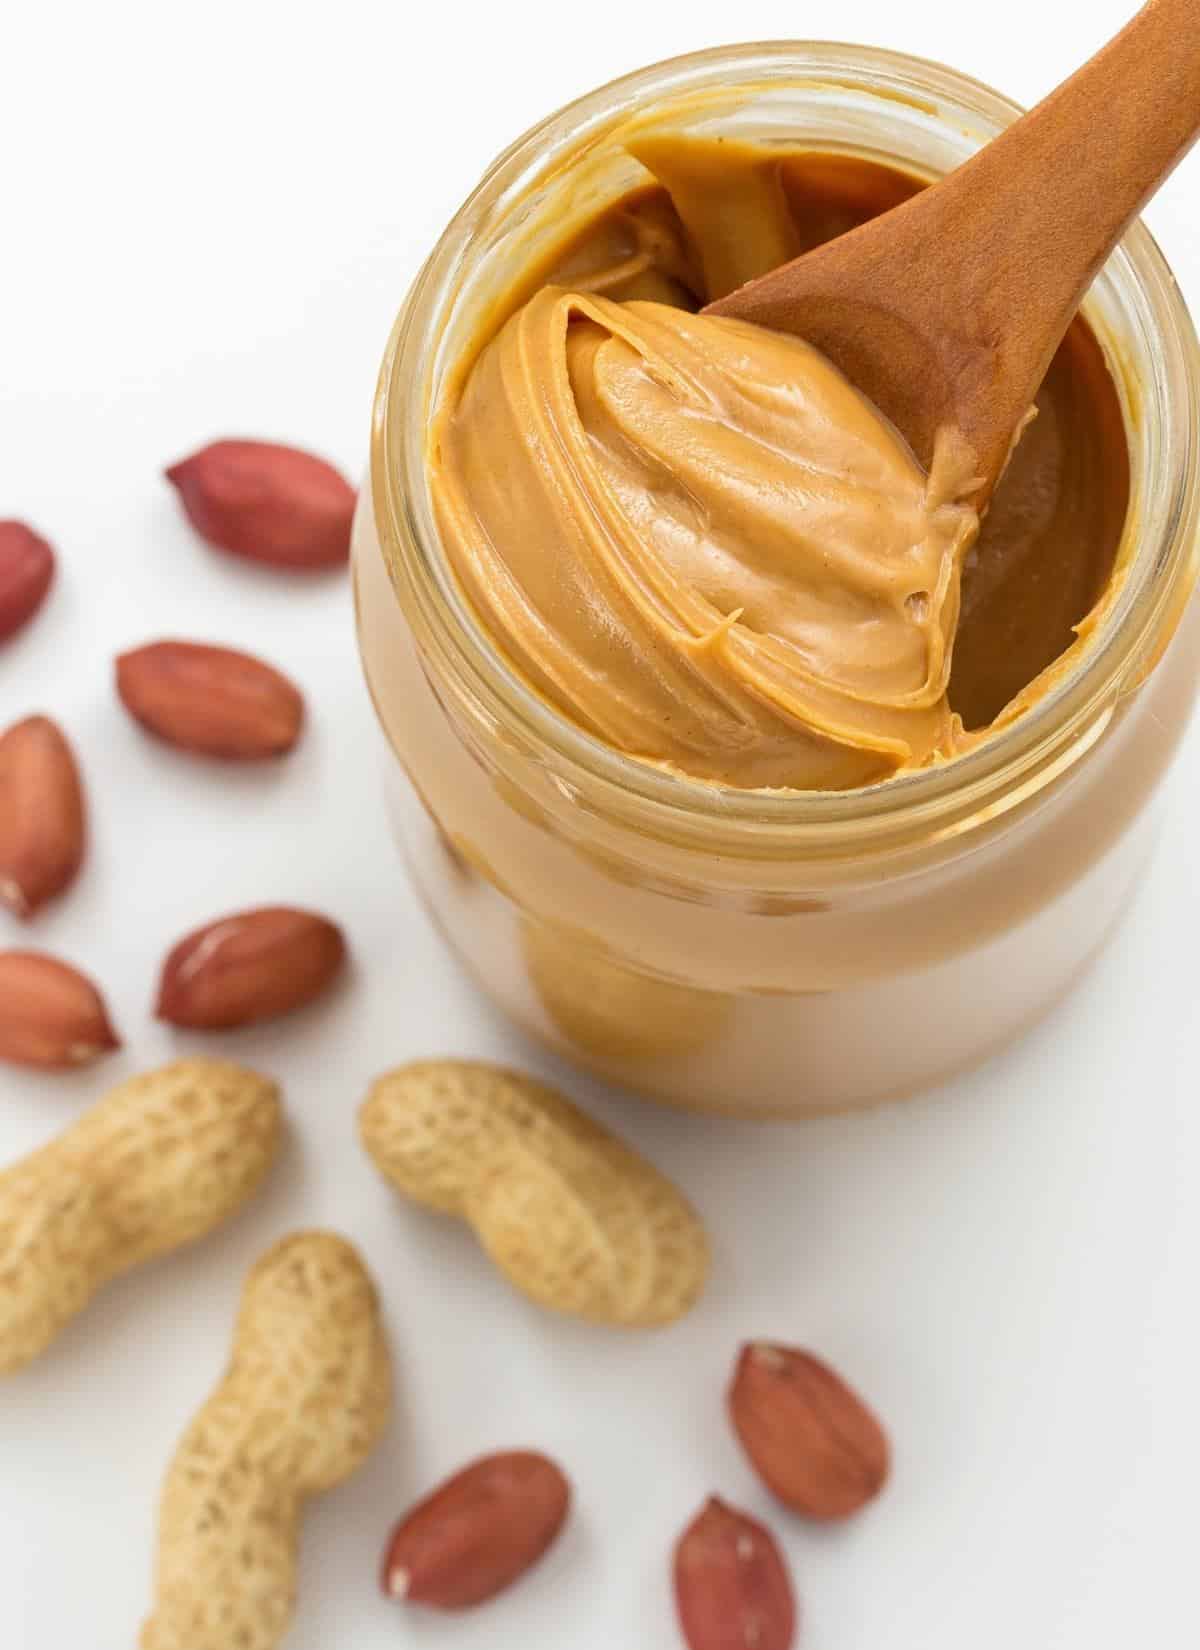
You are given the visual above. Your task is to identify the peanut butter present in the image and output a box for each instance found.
[428,139,1129,793]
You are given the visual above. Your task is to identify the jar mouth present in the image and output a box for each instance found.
[373,41,1200,850]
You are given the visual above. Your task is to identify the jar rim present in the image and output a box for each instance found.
[372,40,1200,854]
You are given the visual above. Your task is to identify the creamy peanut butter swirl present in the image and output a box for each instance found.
[431,286,980,790]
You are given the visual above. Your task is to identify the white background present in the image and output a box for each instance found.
[2,2,1198,1646]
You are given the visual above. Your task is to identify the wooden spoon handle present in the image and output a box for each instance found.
[885,0,1200,479]
[708,0,1200,487]
[935,0,1200,391]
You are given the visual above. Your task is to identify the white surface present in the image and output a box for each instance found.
[2,2,1199,1646]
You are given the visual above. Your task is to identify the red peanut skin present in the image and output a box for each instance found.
[0,951,120,1069]
[0,522,56,643]
[116,640,305,760]
[165,440,355,571]
[729,1343,891,1520]
[381,1451,571,1610]
[155,907,346,1030]
[674,1496,797,1650]
[0,716,86,920]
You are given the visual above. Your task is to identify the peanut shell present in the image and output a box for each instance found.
[142,1231,392,1650]
[0,1058,282,1373]
[360,1060,708,1327]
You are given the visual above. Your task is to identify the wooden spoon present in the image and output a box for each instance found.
[706,0,1200,500]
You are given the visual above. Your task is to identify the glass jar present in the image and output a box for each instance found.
[354,42,1200,1117]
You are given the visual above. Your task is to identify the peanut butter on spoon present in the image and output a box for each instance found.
[433,290,979,790]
